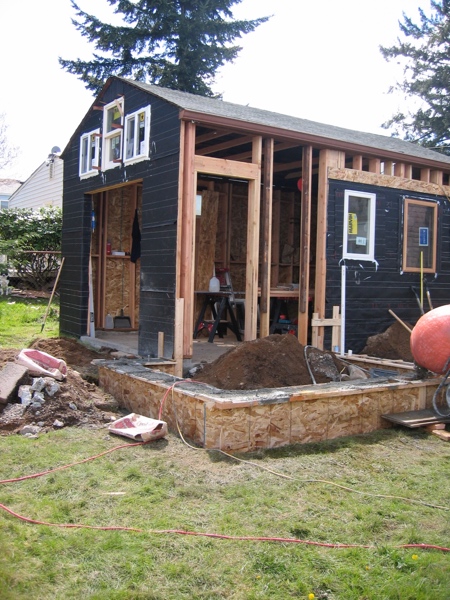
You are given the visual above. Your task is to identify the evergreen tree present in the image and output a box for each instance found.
[59,0,270,97]
[380,1,450,154]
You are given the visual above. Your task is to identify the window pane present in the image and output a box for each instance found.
[81,136,88,173]
[109,134,122,162]
[346,195,371,256]
[405,202,436,270]
[107,105,122,133]
[126,117,136,159]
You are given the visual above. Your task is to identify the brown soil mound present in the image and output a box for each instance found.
[0,338,120,435]
[193,334,348,390]
[361,321,414,362]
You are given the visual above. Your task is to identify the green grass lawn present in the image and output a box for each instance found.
[0,426,449,599]
[0,294,449,599]
[0,293,59,347]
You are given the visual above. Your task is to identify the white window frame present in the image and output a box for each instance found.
[102,98,124,171]
[79,128,100,178]
[124,105,151,165]
[342,190,376,261]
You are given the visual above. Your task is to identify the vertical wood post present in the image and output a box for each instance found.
[176,120,196,358]
[314,149,345,349]
[298,145,312,345]
[244,136,262,341]
[259,138,274,338]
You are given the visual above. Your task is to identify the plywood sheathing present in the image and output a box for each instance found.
[194,190,220,290]
[97,359,440,452]
[328,167,450,196]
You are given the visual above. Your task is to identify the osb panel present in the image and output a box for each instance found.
[249,404,271,449]
[105,258,130,317]
[107,187,134,254]
[213,406,251,452]
[195,191,220,290]
[326,395,363,440]
[268,403,291,448]
[290,399,329,444]
[358,393,381,433]
[230,185,248,263]
[230,263,246,294]
[99,365,441,452]
[329,167,450,196]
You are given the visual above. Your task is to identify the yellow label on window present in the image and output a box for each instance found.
[139,112,145,122]
[348,213,358,234]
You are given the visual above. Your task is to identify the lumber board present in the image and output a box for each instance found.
[381,409,450,428]
[431,429,450,441]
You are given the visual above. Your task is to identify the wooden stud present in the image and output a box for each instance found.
[394,162,406,178]
[177,121,196,358]
[259,138,274,338]
[420,168,430,182]
[158,332,165,357]
[430,170,443,185]
[368,158,381,174]
[244,136,262,341]
[298,146,312,344]
[174,298,184,377]
[352,155,363,171]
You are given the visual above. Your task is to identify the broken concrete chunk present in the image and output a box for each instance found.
[53,419,64,428]
[31,377,46,392]
[20,424,41,435]
[18,385,33,405]
[0,363,29,404]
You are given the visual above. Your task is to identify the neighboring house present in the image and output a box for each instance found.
[60,76,450,365]
[0,178,22,210]
[8,155,63,209]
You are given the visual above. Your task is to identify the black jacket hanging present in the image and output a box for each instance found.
[130,208,141,263]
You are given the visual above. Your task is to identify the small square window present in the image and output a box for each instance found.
[102,98,124,170]
[402,198,437,273]
[124,106,150,164]
[79,128,100,178]
[342,190,376,261]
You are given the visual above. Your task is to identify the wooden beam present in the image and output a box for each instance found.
[177,121,196,358]
[368,158,381,174]
[194,155,259,180]
[314,150,345,350]
[430,170,443,185]
[328,167,450,196]
[420,168,430,182]
[195,135,253,156]
[352,155,363,171]
[298,145,312,345]
[394,162,406,178]
[245,136,262,341]
[259,138,274,338]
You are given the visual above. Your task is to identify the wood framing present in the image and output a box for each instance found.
[298,145,312,345]
[259,138,274,338]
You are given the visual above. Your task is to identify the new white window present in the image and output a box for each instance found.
[102,98,124,170]
[343,190,376,261]
[79,128,100,178]
[124,105,151,164]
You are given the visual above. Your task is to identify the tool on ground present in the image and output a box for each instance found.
[41,257,65,333]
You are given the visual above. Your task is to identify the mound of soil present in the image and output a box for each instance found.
[0,338,121,435]
[193,334,349,390]
[361,321,414,362]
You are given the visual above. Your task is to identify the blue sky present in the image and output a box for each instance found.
[0,0,424,181]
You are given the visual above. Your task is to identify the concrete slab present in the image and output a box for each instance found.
[0,363,29,404]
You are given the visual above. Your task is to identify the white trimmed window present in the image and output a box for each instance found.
[343,190,376,261]
[79,128,100,178]
[102,98,124,170]
[124,105,151,164]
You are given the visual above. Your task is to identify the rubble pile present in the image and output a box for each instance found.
[0,339,120,436]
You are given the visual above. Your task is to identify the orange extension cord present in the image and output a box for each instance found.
[1,434,449,552]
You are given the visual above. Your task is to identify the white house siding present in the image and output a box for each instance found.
[8,158,63,209]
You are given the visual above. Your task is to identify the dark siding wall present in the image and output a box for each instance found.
[325,179,450,353]
[61,79,181,357]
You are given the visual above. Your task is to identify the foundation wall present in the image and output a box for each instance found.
[98,359,439,452]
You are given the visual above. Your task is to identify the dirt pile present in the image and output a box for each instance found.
[361,321,414,362]
[193,334,349,390]
[0,338,121,435]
